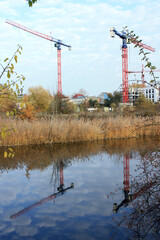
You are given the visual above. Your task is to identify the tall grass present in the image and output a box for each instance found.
[0,116,160,146]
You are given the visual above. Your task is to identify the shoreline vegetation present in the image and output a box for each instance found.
[0,115,160,147]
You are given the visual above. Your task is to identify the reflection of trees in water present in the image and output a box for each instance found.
[0,138,158,172]
[129,150,160,239]
[113,148,160,240]
[0,138,159,189]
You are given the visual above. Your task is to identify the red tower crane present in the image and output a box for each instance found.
[6,19,71,95]
[110,28,155,103]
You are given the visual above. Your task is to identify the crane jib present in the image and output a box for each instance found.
[6,19,71,48]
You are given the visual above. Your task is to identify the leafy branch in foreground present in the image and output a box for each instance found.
[27,0,38,7]
[123,26,159,86]
[0,45,25,116]
[0,46,25,156]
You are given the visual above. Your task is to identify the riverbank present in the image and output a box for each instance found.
[0,116,160,146]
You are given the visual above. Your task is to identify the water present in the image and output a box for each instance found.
[0,139,159,240]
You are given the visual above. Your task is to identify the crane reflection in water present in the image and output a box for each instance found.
[111,151,160,239]
[10,159,74,219]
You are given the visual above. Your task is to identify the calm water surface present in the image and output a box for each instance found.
[0,139,159,240]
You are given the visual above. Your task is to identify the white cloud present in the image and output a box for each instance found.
[0,0,160,96]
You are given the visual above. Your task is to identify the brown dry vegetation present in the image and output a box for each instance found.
[0,116,160,146]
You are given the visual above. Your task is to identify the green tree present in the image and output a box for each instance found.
[104,91,122,107]
[112,91,122,106]
[104,93,113,107]
[135,94,155,116]
[88,99,98,108]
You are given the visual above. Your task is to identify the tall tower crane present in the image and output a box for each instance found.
[110,28,155,103]
[6,19,71,95]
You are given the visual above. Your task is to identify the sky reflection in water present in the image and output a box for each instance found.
[0,140,158,240]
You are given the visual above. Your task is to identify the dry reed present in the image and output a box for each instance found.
[0,116,160,146]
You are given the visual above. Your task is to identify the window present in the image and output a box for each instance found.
[146,89,148,93]
[152,89,154,93]
[152,94,154,98]
[149,94,151,98]
[149,89,151,93]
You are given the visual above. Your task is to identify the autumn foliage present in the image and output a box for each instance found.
[17,95,38,120]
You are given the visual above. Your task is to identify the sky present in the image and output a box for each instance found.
[0,0,160,97]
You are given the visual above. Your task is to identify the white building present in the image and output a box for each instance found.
[129,84,160,104]
[143,86,159,103]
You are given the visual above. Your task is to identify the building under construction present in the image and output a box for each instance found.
[120,83,160,105]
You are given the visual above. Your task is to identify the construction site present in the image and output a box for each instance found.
[110,27,160,105]
[3,20,160,110]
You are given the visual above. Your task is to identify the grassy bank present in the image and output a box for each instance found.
[0,116,160,146]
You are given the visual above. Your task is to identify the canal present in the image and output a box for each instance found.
[0,138,159,240]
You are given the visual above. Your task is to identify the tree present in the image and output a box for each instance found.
[0,87,17,113]
[135,94,155,116]
[104,91,122,107]
[112,91,122,106]
[0,46,25,157]
[17,95,37,120]
[61,101,77,114]
[88,99,98,108]
[28,86,52,112]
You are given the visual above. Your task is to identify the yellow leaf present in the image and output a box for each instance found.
[7,70,11,79]
[8,148,13,152]
[14,55,17,63]
[4,151,8,158]
[6,111,10,117]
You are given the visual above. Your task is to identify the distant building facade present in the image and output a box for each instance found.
[143,86,159,103]
[129,84,160,104]
[98,92,109,104]
[70,94,86,105]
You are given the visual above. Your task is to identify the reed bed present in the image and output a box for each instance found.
[0,116,160,146]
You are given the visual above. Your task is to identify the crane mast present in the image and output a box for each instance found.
[110,27,155,103]
[6,19,71,95]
